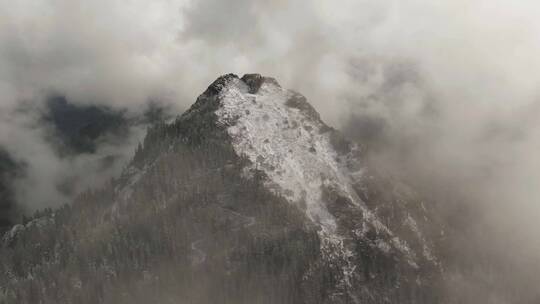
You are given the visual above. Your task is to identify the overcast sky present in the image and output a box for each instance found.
[1,1,540,298]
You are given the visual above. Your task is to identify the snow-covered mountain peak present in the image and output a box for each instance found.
[119,74,438,275]
[214,74,346,231]
[207,74,433,270]
[117,72,440,287]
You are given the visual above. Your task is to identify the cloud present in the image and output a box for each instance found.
[1,0,540,299]
[0,0,186,218]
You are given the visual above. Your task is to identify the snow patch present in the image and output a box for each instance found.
[215,76,420,268]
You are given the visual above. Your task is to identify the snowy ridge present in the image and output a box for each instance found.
[217,78,342,233]
[213,74,419,268]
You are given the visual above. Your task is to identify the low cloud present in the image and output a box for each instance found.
[1,0,540,300]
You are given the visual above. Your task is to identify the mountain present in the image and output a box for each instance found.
[0,74,445,303]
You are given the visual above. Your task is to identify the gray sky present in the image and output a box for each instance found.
[1,0,540,298]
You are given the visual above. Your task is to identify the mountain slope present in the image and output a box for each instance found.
[1,74,444,303]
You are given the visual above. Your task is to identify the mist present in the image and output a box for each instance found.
[1,0,540,301]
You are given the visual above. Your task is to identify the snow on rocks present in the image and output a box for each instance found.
[217,76,341,234]
[214,74,420,269]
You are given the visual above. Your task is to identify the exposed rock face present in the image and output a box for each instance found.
[241,73,266,93]
[0,74,444,304]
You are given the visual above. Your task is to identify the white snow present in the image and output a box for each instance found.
[405,213,437,263]
[217,79,350,234]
